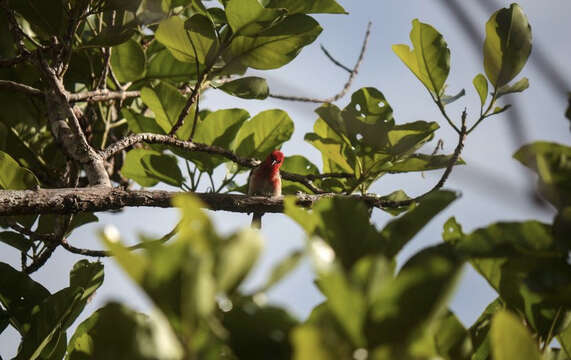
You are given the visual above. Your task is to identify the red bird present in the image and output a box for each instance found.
[248,150,284,228]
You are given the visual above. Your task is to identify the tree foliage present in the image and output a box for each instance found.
[0,0,569,359]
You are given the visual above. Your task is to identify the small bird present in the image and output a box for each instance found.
[248,149,284,229]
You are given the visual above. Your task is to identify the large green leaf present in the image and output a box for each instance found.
[123,108,165,135]
[146,48,198,82]
[233,109,294,159]
[83,24,137,48]
[225,14,322,70]
[366,244,463,347]
[218,76,269,99]
[215,228,264,293]
[381,190,458,258]
[9,0,66,37]
[286,197,384,271]
[280,155,320,194]
[387,120,439,155]
[184,14,218,65]
[483,4,532,87]
[0,262,51,335]
[178,108,249,172]
[392,19,450,94]
[388,153,464,172]
[16,260,104,360]
[513,142,571,209]
[0,151,39,190]
[154,16,196,63]
[222,296,299,360]
[266,0,346,14]
[468,298,504,360]
[490,310,541,360]
[0,231,32,252]
[66,302,183,360]
[225,0,286,35]
[111,39,146,82]
[140,82,195,135]
[121,149,185,187]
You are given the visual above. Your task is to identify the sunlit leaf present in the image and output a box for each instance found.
[392,19,450,94]
[497,77,529,98]
[483,4,532,87]
[122,149,185,187]
[111,39,146,82]
[473,73,489,107]
[218,76,269,99]
[491,310,541,360]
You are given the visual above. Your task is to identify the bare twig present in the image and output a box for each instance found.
[0,79,42,96]
[169,72,206,136]
[0,54,27,67]
[269,21,372,103]
[319,44,353,73]
[68,89,141,102]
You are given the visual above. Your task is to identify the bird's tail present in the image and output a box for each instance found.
[251,212,263,229]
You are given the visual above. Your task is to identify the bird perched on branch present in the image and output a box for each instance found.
[248,150,284,229]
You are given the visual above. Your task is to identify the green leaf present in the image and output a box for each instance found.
[83,25,136,48]
[377,190,413,216]
[314,260,366,346]
[178,108,249,172]
[216,228,264,293]
[146,48,198,82]
[441,88,466,105]
[497,77,529,98]
[367,244,463,347]
[225,0,286,35]
[513,142,571,209]
[291,325,336,360]
[0,262,51,335]
[449,220,558,258]
[123,108,165,134]
[255,250,304,293]
[473,73,489,107]
[0,151,39,190]
[491,104,511,115]
[490,310,541,360]
[558,321,571,358]
[388,153,464,173]
[66,302,183,360]
[222,297,298,359]
[111,39,146,82]
[381,190,458,258]
[69,260,104,302]
[468,298,504,360]
[387,120,439,155]
[392,19,450,94]
[266,0,347,14]
[184,14,218,65]
[155,16,197,62]
[9,0,66,37]
[304,132,353,174]
[140,82,194,134]
[225,14,322,70]
[233,109,294,159]
[122,149,185,187]
[280,155,320,194]
[218,76,269,99]
[483,4,532,87]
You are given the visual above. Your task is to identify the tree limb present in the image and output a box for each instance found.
[0,188,421,217]
[0,79,42,96]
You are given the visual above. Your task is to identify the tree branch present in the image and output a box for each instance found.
[100,133,351,193]
[68,89,141,103]
[268,21,371,103]
[0,188,423,217]
[0,79,42,96]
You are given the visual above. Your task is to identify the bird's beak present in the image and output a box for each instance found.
[271,159,278,166]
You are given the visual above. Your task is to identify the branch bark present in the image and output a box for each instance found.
[0,188,417,216]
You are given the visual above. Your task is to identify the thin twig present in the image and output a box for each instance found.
[0,79,42,96]
[319,44,353,73]
[269,21,372,103]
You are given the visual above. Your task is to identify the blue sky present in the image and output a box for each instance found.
[2,0,570,357]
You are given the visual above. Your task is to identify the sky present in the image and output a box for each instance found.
[1,0,570,357]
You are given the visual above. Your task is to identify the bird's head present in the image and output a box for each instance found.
[265,149,284,169]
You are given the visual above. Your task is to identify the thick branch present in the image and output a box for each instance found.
[269,21,371,103]
[0,188,420,217]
